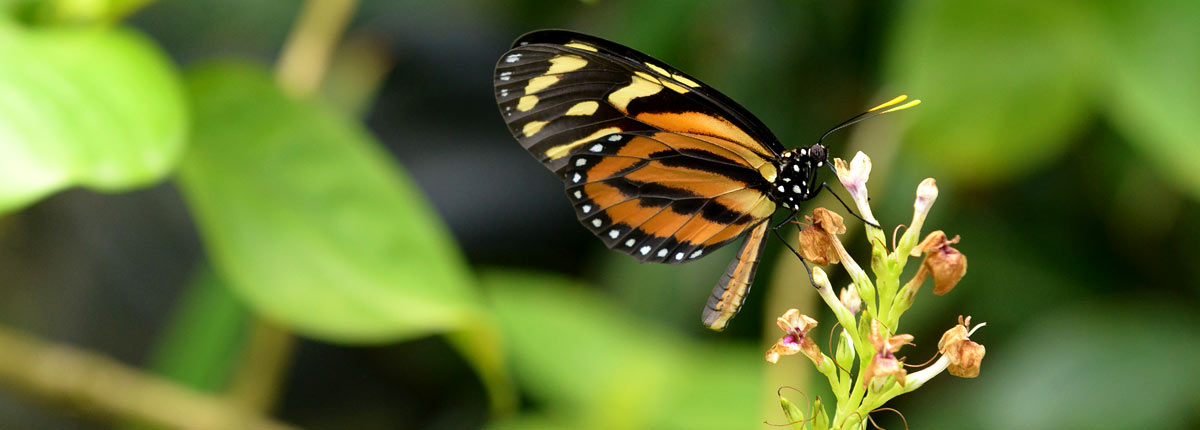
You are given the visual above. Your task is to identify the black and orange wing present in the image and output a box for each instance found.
[493,30,782,330]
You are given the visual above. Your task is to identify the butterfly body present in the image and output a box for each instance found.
[492,30,915,330]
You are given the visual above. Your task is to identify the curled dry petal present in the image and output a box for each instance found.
[869,319,914,354]
[938,315,986,378]
[912,231,968,295]
[798,208,846,265]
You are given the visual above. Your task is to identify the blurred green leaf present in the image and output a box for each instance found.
[481,269,762,429]
[0,21,186,213]
[886,0,1096,186]
[7,0,157,24]
[906,300,1200,429]
[177,62,479,343]
[1099,0,1200,201]
[148,268,249,392]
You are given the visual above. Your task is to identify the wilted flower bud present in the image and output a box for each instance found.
[839,286,861,314]
[766,309,822,365]
[798,208,846,265]
[911,230,967,295]
[938,316,986,378]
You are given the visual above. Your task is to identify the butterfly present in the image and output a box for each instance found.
[493,29,918,331]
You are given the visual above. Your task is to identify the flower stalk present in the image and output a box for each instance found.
[770,152,984,429]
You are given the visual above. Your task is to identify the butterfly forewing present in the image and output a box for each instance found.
[494,30,784,263]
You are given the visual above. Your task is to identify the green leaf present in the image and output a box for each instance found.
[1098,0,1200,201]
[8,0,157,24]
[0,22,187,213]
[885,0,1096,185]
[481,269,761,429]
[176,62,478,343]
[148,268,249,392]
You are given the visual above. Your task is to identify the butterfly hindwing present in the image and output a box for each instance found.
[561,131,776,264]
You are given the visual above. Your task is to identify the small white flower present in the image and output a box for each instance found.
[833,152,878,225]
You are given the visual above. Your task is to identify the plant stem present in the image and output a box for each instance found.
[275,0,359,96]
[0,325,294,429]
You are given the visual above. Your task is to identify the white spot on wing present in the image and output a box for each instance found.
[499,89,508,97]
[591,218,602,227]
[589,144,603,152]
[607,135,622,142]
[505,53,521,63]
[625,238,636,247]
[674,252,684,261]
[573,190,582,199]
[639,246,651,255]
[656,249,668,258]
[499,71,512,81]
[572,173,582,183]
[690,250,703,259]
[608,229,620,239]
[575,158,587,167]
[793,164,801,172]
[778,185,786,192]
[582,204,592,213]
[793,185,802,194]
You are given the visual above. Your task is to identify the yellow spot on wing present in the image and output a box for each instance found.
[645,62,671,77]
[547,55,588,74]
[525,75,560,95]
[544,126,621,160]
[564,42,598,52]
[633,71,687,94]
[565,101,599,116]
[661,80,689,94]
[608,73,663,113]
[672,74,700,88]
[523,120,549,137]
[517,95,539,112]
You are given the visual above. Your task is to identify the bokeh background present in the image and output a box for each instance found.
[1,0,1199,428]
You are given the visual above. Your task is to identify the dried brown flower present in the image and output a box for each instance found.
[912,230,967,295]
[938,315,986,378]
[766,309,823,365]
[798,208,846,265]
[863,319,914,388]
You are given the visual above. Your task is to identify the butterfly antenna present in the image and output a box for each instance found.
[817,95,921,145]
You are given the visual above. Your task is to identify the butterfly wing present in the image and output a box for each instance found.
[494,30,784,264]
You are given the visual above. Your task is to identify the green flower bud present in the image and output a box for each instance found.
[779,394,807,429]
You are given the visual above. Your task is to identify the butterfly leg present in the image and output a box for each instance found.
[821,182,881,229]
[771,211,819,288]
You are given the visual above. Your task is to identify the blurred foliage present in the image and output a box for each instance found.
[0,17,185,213]
[177,62,477,343]
[0,0,1196,429]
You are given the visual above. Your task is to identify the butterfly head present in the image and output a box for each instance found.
[772,145,827,210]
